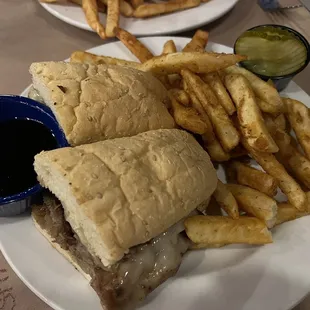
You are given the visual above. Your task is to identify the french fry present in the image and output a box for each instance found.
[213,180,239,219]
[181,69,240,152]
[265,116,310,190]
[225,74,278,153]
[162,40,177,55]
[140,52,247,75]
[169,89,190,106]
[241,137,307,212]
[273,114,288,132]
[99,0,133,16]
[184,82,230,162]
[161,40,180,88]
[106,0,120,37]
[168,74,182,88]
[169,93,208,134]
[276,202,299,226]
[224,65,284,115]
[133,0,201,18]
[185,216,273,245]
[255,97,276,114]
[183,29,209,53]
[119,0,133,16]
[284,98,310,160]
[203,72,236,115]
[228,161,278,197]
[227,184,277,228]
[130,0,143,8]
[115,28,153,63]
[82,0,106,39]
[267,79,276,89]
[70,51,141,68]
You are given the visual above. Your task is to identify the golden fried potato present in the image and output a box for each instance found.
[140,52,246,75]
[133,0,200,18]
[162,40,177,55]
[181,69,240,152]
[213,180,239,219]
[185,216,273,245]
[105,0,120,37]
[265,116,310,190]
[284,98,310,160]
[169,89,190,106]
[224,65,284,115]
[169,93,207,134]
[273,114,288,132]
[203,72,236,115]
[82,0,106,39]
[276,202,299,226]
[229,161,278,197]
[115,28,153,63]
[227,184,277,228]
[183,29,209,53]
[242,137,307,212]
[130,0,144,8]
[99,0,133,16]
[225,74,278,153]
[70,51,141,68]
[119,0,133,16]
[183,82,230,162]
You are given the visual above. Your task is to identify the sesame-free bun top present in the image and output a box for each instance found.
[29,62,175,146]
[34,129,217,266]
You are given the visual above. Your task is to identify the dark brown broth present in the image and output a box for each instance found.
[0,119,57,197]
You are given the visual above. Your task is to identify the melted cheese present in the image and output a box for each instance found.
[28,86,44,103]
[117,221,189,300]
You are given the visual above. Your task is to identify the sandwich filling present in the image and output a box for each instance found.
[32,194,189,310]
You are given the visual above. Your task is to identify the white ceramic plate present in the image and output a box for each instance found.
[39,0,239,36]
[2,37,310,310]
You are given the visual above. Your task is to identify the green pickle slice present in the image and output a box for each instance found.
[235,26,307,77]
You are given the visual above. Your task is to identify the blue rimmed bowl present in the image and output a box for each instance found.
[0,95,69,216]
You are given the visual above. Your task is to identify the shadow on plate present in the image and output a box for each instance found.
[177,243,258,278]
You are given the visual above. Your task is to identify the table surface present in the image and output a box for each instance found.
[1,0,310,309]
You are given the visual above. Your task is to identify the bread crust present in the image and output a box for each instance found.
[29,62,175,146]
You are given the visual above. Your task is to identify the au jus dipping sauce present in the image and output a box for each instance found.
[0,119,58,197]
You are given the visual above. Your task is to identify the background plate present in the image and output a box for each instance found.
[2,37,310,310]
[39,0,239,36]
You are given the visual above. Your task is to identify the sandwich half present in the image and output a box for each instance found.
[32,129,217,310]
[28,62,175,146]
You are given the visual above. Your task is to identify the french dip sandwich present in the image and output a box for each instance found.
[32,129,217,310]
[28,62,175,146]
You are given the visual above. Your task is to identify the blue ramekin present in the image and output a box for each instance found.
[0,95,69,216]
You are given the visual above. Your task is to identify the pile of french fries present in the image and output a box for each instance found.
[40,0,211,39]
[70,28,310,250]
